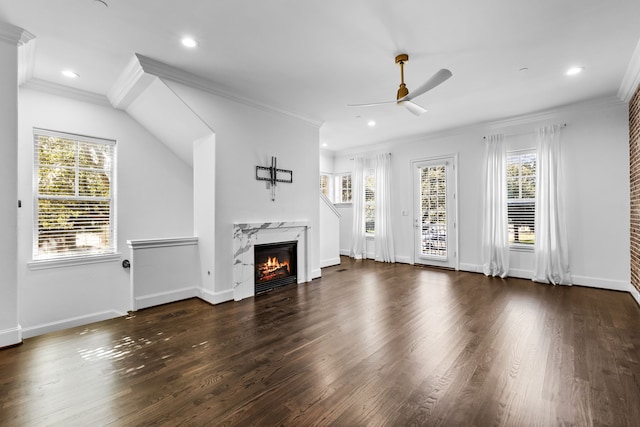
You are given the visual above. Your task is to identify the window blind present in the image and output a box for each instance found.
[507,151,536,245]
[34,129,116,259]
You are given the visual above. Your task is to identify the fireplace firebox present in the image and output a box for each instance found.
[254,241,297,294]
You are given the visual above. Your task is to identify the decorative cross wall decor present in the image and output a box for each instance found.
[256,156,293,201]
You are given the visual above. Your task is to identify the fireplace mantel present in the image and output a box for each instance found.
[232,221,311,301]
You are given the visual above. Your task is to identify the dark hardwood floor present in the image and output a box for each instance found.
[1,258,639,426]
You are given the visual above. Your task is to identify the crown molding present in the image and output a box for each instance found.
[134,54,323,128]
[107,54,157,110]
[18,38,36,86]
[0,21,34,46]
[334,95,626,156]
[618,38,640,102]
[22,78,111,106]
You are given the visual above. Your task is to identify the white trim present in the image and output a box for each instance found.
[107,54,157,109]
[340,249,350,256]
[618,38,640,102]
[200,288,233,305]
[0,326,22,348]
[571,275,631,293]
[127,236,198,250]
[395,255,412,264]
[630,286,640,308]
[21,310,124,339]
[312,268,322,279]
[22,78,111,106]
[131,54,323,128]
[320,192,341,217]
[320,257,341,268]
[28,253,121,270]
[0,22,34,45]
[459,263,483,274]
[509,268,534,280]
[21,78,111,107]
[135,287,200,311]
[18,37,36,86]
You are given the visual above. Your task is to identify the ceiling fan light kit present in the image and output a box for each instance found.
[349,53,452,117]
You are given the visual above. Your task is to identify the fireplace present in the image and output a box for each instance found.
[254,241,297,294]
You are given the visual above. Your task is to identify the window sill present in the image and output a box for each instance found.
[28,253,122,270]
[334,202,352,207]
[509,244,534,252]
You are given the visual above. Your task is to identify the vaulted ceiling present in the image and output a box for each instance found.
[2,0,639,151]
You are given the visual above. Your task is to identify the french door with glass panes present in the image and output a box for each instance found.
[413,156,458,269]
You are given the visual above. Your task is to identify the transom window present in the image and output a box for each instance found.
[507,150,536,245]
[33,129,116,259]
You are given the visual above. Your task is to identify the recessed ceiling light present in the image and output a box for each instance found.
[566,66,584,76]
[321,143,328,147]
[368,120,376,127]
[61,70,79,78]
[181,37,198,48]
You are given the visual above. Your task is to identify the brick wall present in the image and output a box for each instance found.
[630,86,640,293]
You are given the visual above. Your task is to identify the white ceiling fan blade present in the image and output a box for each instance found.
[347,100,397,107]
[401,68,452,101]
[402,100,427,116]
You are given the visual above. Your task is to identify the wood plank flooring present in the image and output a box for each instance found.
[1,258,639,426]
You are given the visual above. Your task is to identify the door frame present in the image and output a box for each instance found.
[410,154,459,270]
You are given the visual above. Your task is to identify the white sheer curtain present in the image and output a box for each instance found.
[374,153,395,262]
[350,156,366,259]
[481,134,510,277]
[533,125,571,285]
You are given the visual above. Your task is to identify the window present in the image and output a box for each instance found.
[34,129,116,260]
[507,150,536,245]
[320,174,329,196]
[335,173,352,203]
[364,170,375,234]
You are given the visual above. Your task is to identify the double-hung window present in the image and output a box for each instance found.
[320,174,329,197]
[335,173,352,203]
[364,170,375,234]
[507,150,536,246]
[34,129,116,260]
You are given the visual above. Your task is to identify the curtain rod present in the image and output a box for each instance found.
[483,123,567,140]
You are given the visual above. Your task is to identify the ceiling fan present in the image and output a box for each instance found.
[348,53,452,116]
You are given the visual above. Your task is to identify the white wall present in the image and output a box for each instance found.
[334,98,630,291]
[0,32,20,346]
[164,81,321,300]
[17,88,194,336]
[320,148,334,174]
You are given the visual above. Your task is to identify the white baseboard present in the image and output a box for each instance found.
[509,268,534,280]
[630,285,640,307]
[0,326,23,348]
[311,268,322,279]
[459,263,482,274]
[135,286,200,310]
[571,275,632,293]
[395,256,412,264]
[340,249,350,256]
[320,257,341,268]
[21,310,124,339]
[200,288,233,305]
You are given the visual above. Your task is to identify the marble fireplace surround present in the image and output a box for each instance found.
[233,221,311,301]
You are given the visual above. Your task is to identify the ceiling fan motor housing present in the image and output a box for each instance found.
[395,54,410,100]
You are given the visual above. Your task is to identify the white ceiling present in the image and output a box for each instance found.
[2,0,639,151]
